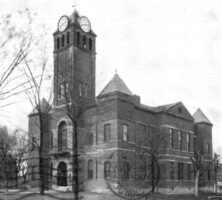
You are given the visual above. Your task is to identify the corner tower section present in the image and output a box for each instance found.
[193,108,213,186]
[53,10,96,106]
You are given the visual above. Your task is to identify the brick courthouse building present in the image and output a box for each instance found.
[27,9,213,193]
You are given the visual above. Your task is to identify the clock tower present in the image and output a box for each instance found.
[53,10,96,106]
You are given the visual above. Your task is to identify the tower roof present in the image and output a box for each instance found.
[69,9,80,24]
[98,74,133,97]
[193,108,212,125]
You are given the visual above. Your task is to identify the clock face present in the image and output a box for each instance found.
[58,16,69,32]
[79,16,91,32]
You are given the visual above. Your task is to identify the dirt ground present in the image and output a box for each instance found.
[1,190,222,200]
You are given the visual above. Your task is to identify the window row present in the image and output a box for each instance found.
[76,32,93,51]
[87,160,129,180]
[170,162,192,180]
[103,124,129,142]
[169,162,211,181]
[78,82,90,97]
[56,32,93,51]
[169,129,191,152]
[57,32,70,49]
[58,82,69,99]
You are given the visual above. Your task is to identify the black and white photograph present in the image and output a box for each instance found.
[0,0,222,199]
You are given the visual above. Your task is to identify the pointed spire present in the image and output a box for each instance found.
[98,74,133,97]
[193,108,212,125]
[69,7,80,24]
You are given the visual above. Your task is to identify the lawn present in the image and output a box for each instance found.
[1,190,222,200]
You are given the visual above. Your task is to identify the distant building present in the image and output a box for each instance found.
[27,9,213,194]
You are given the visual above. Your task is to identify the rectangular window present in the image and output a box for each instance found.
[146,127,150,146]
[123,161,130,179]
[89,38,93,51]
[79,83,82,97]
[187,163,191,180]
[208,169,211,180]
[31,137,36,150]
[178,162,184,180]
[187,133,190,152]
[123,124,129,142]
[50,132,53,149]
[65,82,69,96]
[104,124,111,142]
[85,84,89,97]
[77,32,80,45]
[31,166,35,180]
[169,129,174,149]
[206,143,210,154]
[59,83,65,98]
[178,131,182,150]
[170,162,174,180]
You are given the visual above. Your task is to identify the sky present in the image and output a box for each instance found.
[0,0,222,151]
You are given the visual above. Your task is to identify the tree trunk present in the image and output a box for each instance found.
[151,155,155,194]
[195,170,199,197]
[214,176,217,194]
[15,173,18,189]
[39,114,45,195]
[73,121,79,200]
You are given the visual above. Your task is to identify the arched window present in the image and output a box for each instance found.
[89,38,92,50]
[50,132,53,149]
[60,83,65,98]
[83,35,87,48]
[58,121,67,151]
[104,161,110,178]
[67,32,70,45]
[123,161,130,179]
[77,32,80,46]
[62,34,65,47]
[88,159,93,179]
[57,37,60,49]
[57,162,67,186]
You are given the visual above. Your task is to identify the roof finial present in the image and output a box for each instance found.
[115,68,118,75]
[72,1,78,10]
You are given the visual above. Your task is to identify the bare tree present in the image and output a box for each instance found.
[104,125,164,199]
[0,126,17,190]
[190,151,203,197]
[212,153,221,194]
[147,126,165,193]
[0,10,34,110]
[61,89,87,200]
[13,135,29,188]
[22,52,52,195]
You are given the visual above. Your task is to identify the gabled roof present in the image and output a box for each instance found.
[193,108,212,125]
[98,74,133,97]
[154,102,179,112]
[139,102,179,113]
[139,102,194,121]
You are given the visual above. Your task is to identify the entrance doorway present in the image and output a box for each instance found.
[57,162,67,186]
